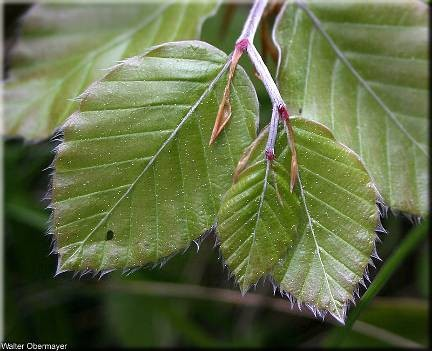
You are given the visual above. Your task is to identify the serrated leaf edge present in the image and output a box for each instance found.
[49,41,233,276]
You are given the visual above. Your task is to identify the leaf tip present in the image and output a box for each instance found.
[329,304,348,325]
[209,83,233,145]
[238,278,254,296]
[289,157,298,192]
[54,263,68,278]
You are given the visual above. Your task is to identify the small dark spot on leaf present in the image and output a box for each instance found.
[106,230,114,241]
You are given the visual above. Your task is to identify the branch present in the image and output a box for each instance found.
[238,0,268,41]
[245,25,298,192]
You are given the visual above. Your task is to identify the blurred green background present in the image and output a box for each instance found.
[3,3,429,348]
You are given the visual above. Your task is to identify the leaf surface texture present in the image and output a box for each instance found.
[218,118,378,321]
[274,0,428,215]
[52,41,258,272]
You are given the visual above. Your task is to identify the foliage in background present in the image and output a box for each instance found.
[274,0,428,215]
[5,1,218,139]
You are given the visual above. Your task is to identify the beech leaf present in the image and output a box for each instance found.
[51,41,258,274]
[218,117,379,322]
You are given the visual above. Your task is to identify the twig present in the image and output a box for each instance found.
[210,0,298,191]
[244,27,298,191]
[238,0,268,42]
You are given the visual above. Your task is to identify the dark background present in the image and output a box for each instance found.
[3,3,429,348]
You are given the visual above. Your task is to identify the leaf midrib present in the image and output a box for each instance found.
[277,143,372,256]
[57,56,231,269]
[296,174,343,320]
[242,161,271,290]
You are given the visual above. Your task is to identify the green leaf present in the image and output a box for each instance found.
[51,41,258,273]
[5,1,219,140]
[274,0,428,215]
[218,117,379,322]
[217,132,301,293]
